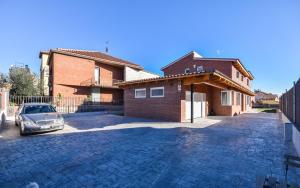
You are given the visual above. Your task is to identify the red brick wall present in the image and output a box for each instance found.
[210,88,250,116]
[100,88,123,104]
[124,80,182,121]
[97,62,124,85]
[209,87,231,116]
[123,80,252,121]
[50,53,124,103]
[231,66,251,89]
[163,56,233,78]
[163,57,252,90]
[51,53,94,97]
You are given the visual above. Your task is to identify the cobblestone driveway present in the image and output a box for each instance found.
[0,112,299,187]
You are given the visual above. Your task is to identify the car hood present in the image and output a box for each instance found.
[21,113,62,123]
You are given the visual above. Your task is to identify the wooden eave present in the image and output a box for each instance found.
[232,61,254,80]
[117,71,255,96]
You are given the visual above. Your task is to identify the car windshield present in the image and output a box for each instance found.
[23,105,56,114]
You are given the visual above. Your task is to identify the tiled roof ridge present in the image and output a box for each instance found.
[56,48,98,53]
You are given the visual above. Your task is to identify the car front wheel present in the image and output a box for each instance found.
[19,123,26,136]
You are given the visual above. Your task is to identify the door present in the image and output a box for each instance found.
[91,87,100,102]
[186,91,206,120]
[200,93,206,117]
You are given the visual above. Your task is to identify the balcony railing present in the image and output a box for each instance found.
[80,78,123,88]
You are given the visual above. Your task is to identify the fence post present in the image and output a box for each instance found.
[294,81,296,123]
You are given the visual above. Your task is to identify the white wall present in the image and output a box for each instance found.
[124,66,159,81]
[0,89,9,128]
[41,54,50,95]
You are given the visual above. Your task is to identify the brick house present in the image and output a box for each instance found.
[118,51,255,122]
[40,48,158,104]
[255,90,279,102]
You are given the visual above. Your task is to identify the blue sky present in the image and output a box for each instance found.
[0,0,300,94]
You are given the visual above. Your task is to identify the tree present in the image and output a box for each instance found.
[0,72,8,87]
[9,66,41,96]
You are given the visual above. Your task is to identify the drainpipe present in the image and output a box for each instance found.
[191,84,194,123]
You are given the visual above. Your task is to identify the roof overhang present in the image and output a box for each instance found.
[161,51,202,71]
[117,71,255,96]
[47,49,143,70]
[232,60,254,80]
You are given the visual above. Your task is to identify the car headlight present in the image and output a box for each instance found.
[55,118,64,124]
[23,120,35,126]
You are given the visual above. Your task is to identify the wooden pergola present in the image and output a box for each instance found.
[182,71,254,123]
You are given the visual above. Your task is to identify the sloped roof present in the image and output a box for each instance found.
[255,90,278,99]
[161,51,254,80]
[43,48,143,70]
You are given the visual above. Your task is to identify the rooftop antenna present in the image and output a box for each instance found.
[105,41,109,53]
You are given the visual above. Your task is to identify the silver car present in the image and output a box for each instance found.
[15,103,64,136]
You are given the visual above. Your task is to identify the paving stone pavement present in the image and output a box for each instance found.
[0,112,299,188]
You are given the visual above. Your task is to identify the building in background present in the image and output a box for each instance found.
[40,48,159,104]
[119,51,255,122]
[255,90,279,102]
[254,90,279,108]
[39,51,50,96]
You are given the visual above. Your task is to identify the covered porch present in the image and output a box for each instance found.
[181,71,254,123]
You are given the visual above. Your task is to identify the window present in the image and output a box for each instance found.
[23,105,56,114]
[185,68,190,74]
[94,66,100,84]
[236,92,241,106]
[150,87,164,98]
[221,91,232,106]
[247,79,249,86]
[196,66,204,72]
[236,71,240,78]
[241,75,244,81]
[135,88,146,98]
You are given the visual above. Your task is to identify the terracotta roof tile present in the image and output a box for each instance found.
[49,48,143,69]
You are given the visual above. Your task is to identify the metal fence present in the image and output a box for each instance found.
[8,96,123,116]
[280,79,300,129]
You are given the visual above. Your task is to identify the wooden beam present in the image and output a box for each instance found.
[182,75,210,85]
[202,81,228,90]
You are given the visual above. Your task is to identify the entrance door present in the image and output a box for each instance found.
[91,87,100,102]
[186,91,206,120]
[200,93,206,117]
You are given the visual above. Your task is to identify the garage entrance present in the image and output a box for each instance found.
[186,91,206,120]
